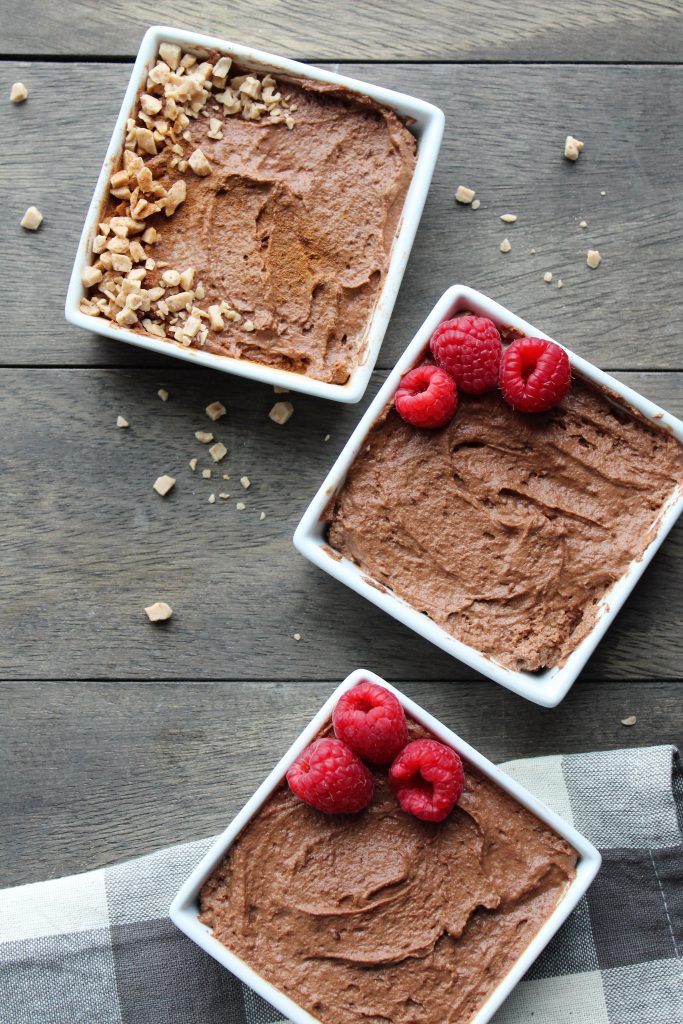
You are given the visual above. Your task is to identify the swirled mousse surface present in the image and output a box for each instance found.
[95,65,416,382]
[327,374,683,671]
[199,734,577,1024]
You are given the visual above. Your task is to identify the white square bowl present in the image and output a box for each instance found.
[294,285,683,706]
[170,669,601,1024]
[64,24,444,403]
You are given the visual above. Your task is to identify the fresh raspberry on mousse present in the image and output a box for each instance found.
[389,738,465,822]
[394,363,457,429]
[333,680,408,765]
[429,314,502,394]
[287,737,373,814]
[500,336,571,413]
[287,687,465,823]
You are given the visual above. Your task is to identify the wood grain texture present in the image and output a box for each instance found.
[2,10,683,898]
[1,678,679,886]
[2,1,682,61]
[1,367,681,682]
[2,62,683,369]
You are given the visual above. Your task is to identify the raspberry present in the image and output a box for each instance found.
[394,363,457,429]
[499,336,571,413]
[333,681,408,765]
[429,315,502,394]
[388,739,464,822]
[286,737,373,814]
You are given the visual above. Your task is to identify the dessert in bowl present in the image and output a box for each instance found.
[294,286,683,705]
[170,670,601,1024]
[65,25,444,402]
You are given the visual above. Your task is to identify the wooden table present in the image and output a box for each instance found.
[1,2,682,888]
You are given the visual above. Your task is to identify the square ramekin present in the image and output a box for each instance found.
[65,24,444,403]
[294,286,683,706]
[170,669,601,1024]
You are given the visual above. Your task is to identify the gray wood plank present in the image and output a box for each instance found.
[2,1,681,61]
[1,367,681,682]
[2,62,682,369]
[1,678,679,886]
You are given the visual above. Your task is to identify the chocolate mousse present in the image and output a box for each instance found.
[327,356,683,671]
[80,43,417,383]
[199,723,577,1024]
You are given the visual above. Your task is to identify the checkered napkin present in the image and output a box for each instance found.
[1,746,681,1024]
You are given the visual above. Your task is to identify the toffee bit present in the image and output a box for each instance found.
[153,474,176,496]
[269,401,294,425]
[10,82,28,103]
[209,441,227,463]
[188,147,212,176]
[564,135,584,161]
[454,185,475,204]
[20,206,43,230]
[145,601,173,622]
[206,400,226,421]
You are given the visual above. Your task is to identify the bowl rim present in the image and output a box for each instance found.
[169,669,602,1024]
[293,285,683,705]
[64,23,445,404]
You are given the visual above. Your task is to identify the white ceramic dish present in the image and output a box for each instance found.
[64,24,444,403]
[170,669,601,1024]
[294,286,683,706]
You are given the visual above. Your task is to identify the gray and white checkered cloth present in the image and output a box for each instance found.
[1,745,681,1024]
